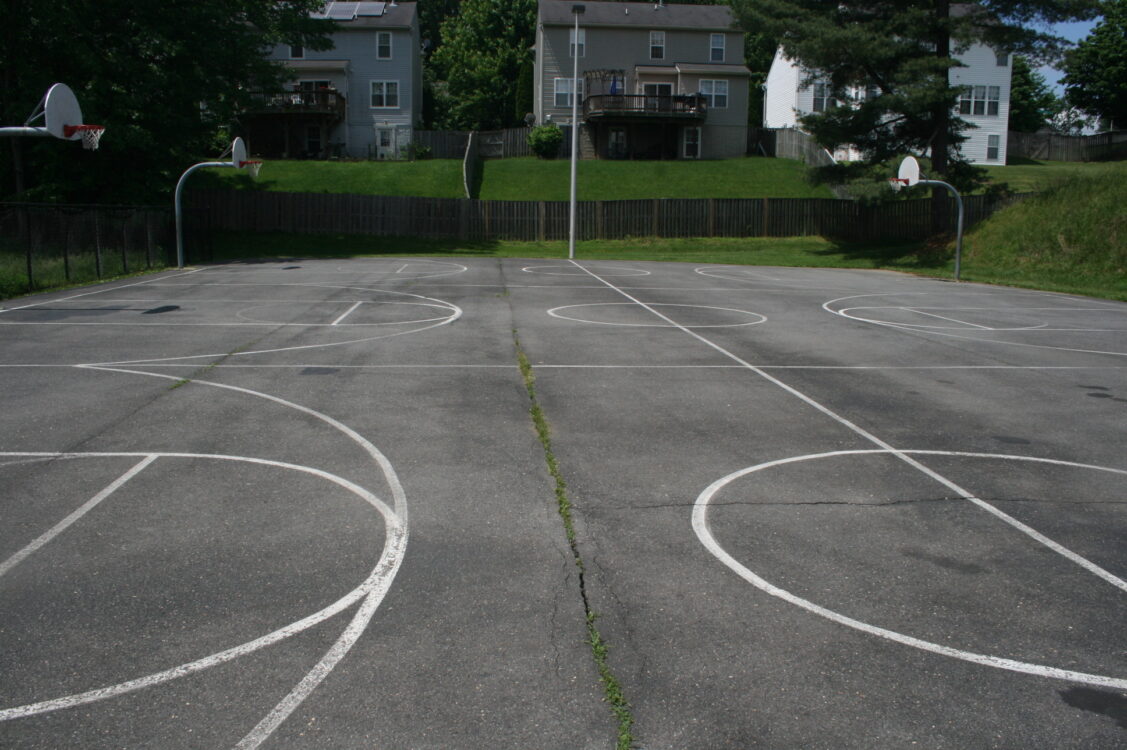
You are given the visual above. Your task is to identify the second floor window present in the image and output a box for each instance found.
[570,28,585,57]
[710,34,725,63]
[959,85,1000,116]
[371,80,399,108]
[812,82,833,112]
[700,79,728,108]
[377,32,392,59]
[290,45,304,59]
[650,31,665,60]
[553,77,585,108]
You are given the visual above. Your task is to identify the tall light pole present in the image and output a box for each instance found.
[568,4,585,260]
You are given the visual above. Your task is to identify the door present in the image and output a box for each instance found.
[683,127,701,159]
[375,127,395,160]
[643,83,672,112]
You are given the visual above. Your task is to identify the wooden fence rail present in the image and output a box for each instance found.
[189,189,1022,244]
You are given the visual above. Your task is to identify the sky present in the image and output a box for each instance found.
[1037,19,1100,92]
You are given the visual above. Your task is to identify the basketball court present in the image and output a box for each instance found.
[1,258,1125,748]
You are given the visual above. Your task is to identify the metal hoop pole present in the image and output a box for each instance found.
[174,161,229,268]
[0,127,50,138]
[917,179,965,281]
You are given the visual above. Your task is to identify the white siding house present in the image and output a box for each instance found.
[763,42,1012,165]
[248,1,421,160]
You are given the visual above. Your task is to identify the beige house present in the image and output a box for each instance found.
[534,0,750,159]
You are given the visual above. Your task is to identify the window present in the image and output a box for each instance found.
[608,128,627,158]
[570,28,585,57]
[299,80,332,91]
[700,79,728,108]
[683,127,701,159]
[995,50,1009,67]
[812,82,833,112]
[710,34,725,63]
[307,125,322,154]
[650,31,665,60]
[370,80,399,108]
[958,86,999,117]
[987,134,1000,161]
[377,32,392,59]
[290,45,304,59]
[553,77,585,108]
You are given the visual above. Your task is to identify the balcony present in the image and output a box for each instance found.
[249,89,347,120]
[583,94,707,121]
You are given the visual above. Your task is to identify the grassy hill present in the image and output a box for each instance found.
[202,156,833,200]
[478,157,834,200]
[958,161,1127,300]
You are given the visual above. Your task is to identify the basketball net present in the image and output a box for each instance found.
[64,124,105,150]
[241,160,263,179]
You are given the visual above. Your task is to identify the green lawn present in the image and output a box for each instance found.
[983,159,1125,193]
[201,159,465,198]
[479,157,834,200]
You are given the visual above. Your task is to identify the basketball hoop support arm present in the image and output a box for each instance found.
[0,127,52,138]
[174,161,232,269]
[915,179,965,281]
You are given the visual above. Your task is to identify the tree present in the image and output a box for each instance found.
[1009,55,1060,132]
[431,0,538,130]
[0,0,333,203]
[728,0,1101,204]
[1062,0,1127,130]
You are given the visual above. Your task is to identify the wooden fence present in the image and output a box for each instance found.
[1007,130,1127,162]
[415,128,534,160]
[188,189,1019,244]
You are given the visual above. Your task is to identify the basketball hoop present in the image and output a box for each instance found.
[888,177,909,192]
[240,160,263,179]
[64,124,105,150]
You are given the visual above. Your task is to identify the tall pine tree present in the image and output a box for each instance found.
[730,0,1100,204]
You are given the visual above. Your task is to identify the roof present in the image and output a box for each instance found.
[539,0,738,31]
[313,1,417,29]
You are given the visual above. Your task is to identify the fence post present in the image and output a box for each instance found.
[762,198,769,236]
[538,201,546,242]
[707,198,715,237]
[596,201,604,240]
[652,198,659,237]
[94,210,103,278]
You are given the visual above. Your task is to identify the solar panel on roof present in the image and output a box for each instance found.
[328,2,359,20]
[356,2,386,16]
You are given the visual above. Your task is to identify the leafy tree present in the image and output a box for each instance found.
[431,0,538,130]
[729,0,1101,206]
[1062,0,1127,130]
[0,0,333,203]
[1009,55,1060,132]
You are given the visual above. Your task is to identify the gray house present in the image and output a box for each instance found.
[534,0,750,159]
[247,1,421,160]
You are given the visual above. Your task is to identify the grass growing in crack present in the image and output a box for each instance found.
[514,338,634,749]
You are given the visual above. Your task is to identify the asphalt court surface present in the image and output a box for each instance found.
[1,258,1125,748]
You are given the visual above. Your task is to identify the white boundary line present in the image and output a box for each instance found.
[568,260,1127,678]
[0,268,208,314]
[547,303,766,329]
[692,449,1127,690]
[0,455,156,579]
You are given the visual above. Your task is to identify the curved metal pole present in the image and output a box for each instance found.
[0,127,50,137]
[174,161,231,268]
[917,179,965,282]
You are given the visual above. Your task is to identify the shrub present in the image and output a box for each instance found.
[527,124,564,159]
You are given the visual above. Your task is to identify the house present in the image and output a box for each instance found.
[245,1,421,160]
[763,41,1012,165]
[534,0,751,160]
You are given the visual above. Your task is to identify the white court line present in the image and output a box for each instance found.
[331,301,364,326]
[825,293,1127,357]
[0,367,409,749]
[0,455,156,579]
[568,261,1127,670]
[0,268,208,314]
[904,308,993,329]
[693,449,1127,691]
